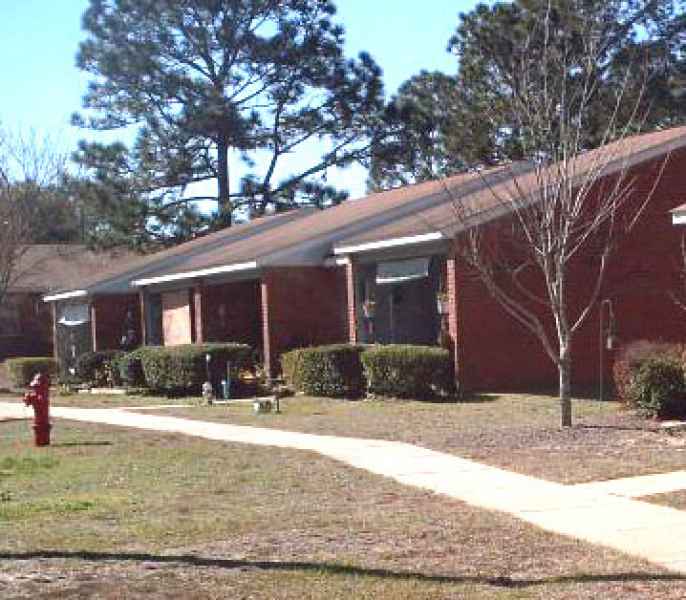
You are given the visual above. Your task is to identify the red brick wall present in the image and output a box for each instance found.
[262,266,348,377]
[92,294,141,351]
[202,280,261,348]
[453,149,686,393]
[0,293,52,359]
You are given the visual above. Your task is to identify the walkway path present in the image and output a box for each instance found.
[2,401,686,574]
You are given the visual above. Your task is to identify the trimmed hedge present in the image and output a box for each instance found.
[613,341,683,403]
[5,357,59,388]
[612,340,686,419]
[629,357,686,418]
[282,344,455,400]
[140,343,252,395]
[362,345,454,399]
[113,347,149,388]
[281,344,366,398]
[75,350,125,387]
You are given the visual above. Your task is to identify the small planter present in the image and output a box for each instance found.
[436,296,450,315]
[362,299,376,319]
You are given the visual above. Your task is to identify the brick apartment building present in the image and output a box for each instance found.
[43,126,686,391]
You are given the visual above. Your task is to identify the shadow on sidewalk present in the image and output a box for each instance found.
[1,550,684,589]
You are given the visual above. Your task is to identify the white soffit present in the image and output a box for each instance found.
[43,290,88,303]
[334,232,444,256]
[673,214,686,225]
[131,261,258,287]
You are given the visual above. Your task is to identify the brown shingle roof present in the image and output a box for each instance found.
[48,125,686,293]
[10,245,136,293]
[335,126,686,251]
[126,170,490,281]
[68,208,316,295]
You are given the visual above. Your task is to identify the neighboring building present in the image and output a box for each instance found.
[0,246,133,362]
[44,126,686,391]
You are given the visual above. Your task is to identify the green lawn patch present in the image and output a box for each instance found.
[0,419,683,598]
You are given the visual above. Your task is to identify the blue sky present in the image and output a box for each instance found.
[0,0,480,200]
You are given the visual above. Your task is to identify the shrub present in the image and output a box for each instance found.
[613,341,683,403]
[361,345,454,399]
[75,350,125,387]
[281,344,366,398]
[113,347,150,388]
[628,357,686,418]
[5,357,59,388]
[140,343,252,395]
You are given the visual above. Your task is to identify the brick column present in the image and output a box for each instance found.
[260,273,275,378]
[446,256,463,393]
[90,299,99,352]
[138,289,148,346]
[345,259,358,344]
[192,282,206,344]
[51,301,59,361]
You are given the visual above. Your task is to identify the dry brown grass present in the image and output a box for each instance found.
[1,420,685,599]
[148,394,686,484]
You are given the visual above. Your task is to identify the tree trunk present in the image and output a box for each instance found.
[559,351,572,427]
[217,137,231,227]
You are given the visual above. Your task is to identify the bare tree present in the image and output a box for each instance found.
[446,1,661,427]
[0,129,67,310]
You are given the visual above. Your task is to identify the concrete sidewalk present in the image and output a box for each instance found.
[2,400,685,574]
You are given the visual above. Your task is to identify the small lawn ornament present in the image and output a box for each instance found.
[253,399,273,414]
[202,381,214,405]
[23,372,51,446]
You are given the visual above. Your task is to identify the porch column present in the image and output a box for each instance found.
[260,272,275,378]
[192,281,206,344]
[447,256,464,393]
[51,301,59,361]
[90,298,99,352]
[138,288,148,346]
[345,258,358,344]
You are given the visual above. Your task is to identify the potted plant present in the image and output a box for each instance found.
[436,291,450,315]
[362,298,376,319]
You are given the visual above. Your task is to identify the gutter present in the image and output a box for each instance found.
[131,261,259,287]
[334,232,444,256]
[43,290,88,303]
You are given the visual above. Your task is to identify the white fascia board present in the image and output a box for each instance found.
[673,214,686,225]
[43,290,88,303]
[323,256,350,267]
[334,232,444,256]
[131,261,258,287]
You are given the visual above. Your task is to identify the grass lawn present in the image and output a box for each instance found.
[0,391,196,409]
[1,420,685,599]
[147,394,686,485]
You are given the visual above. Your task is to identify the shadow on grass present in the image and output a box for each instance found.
[1,551,683,589]
[51,441,113,448]
[458,393,501,404]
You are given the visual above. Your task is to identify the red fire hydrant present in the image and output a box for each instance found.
[23,373,51,446]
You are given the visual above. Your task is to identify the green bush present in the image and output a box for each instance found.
[361,345,454,399]
[613,341,683,403]
[5,357,59,388]
[628,356,686,418]
[75,350,125,387]
[140,343,252,395]
[281,344,366,398]
[113,347,150,388]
